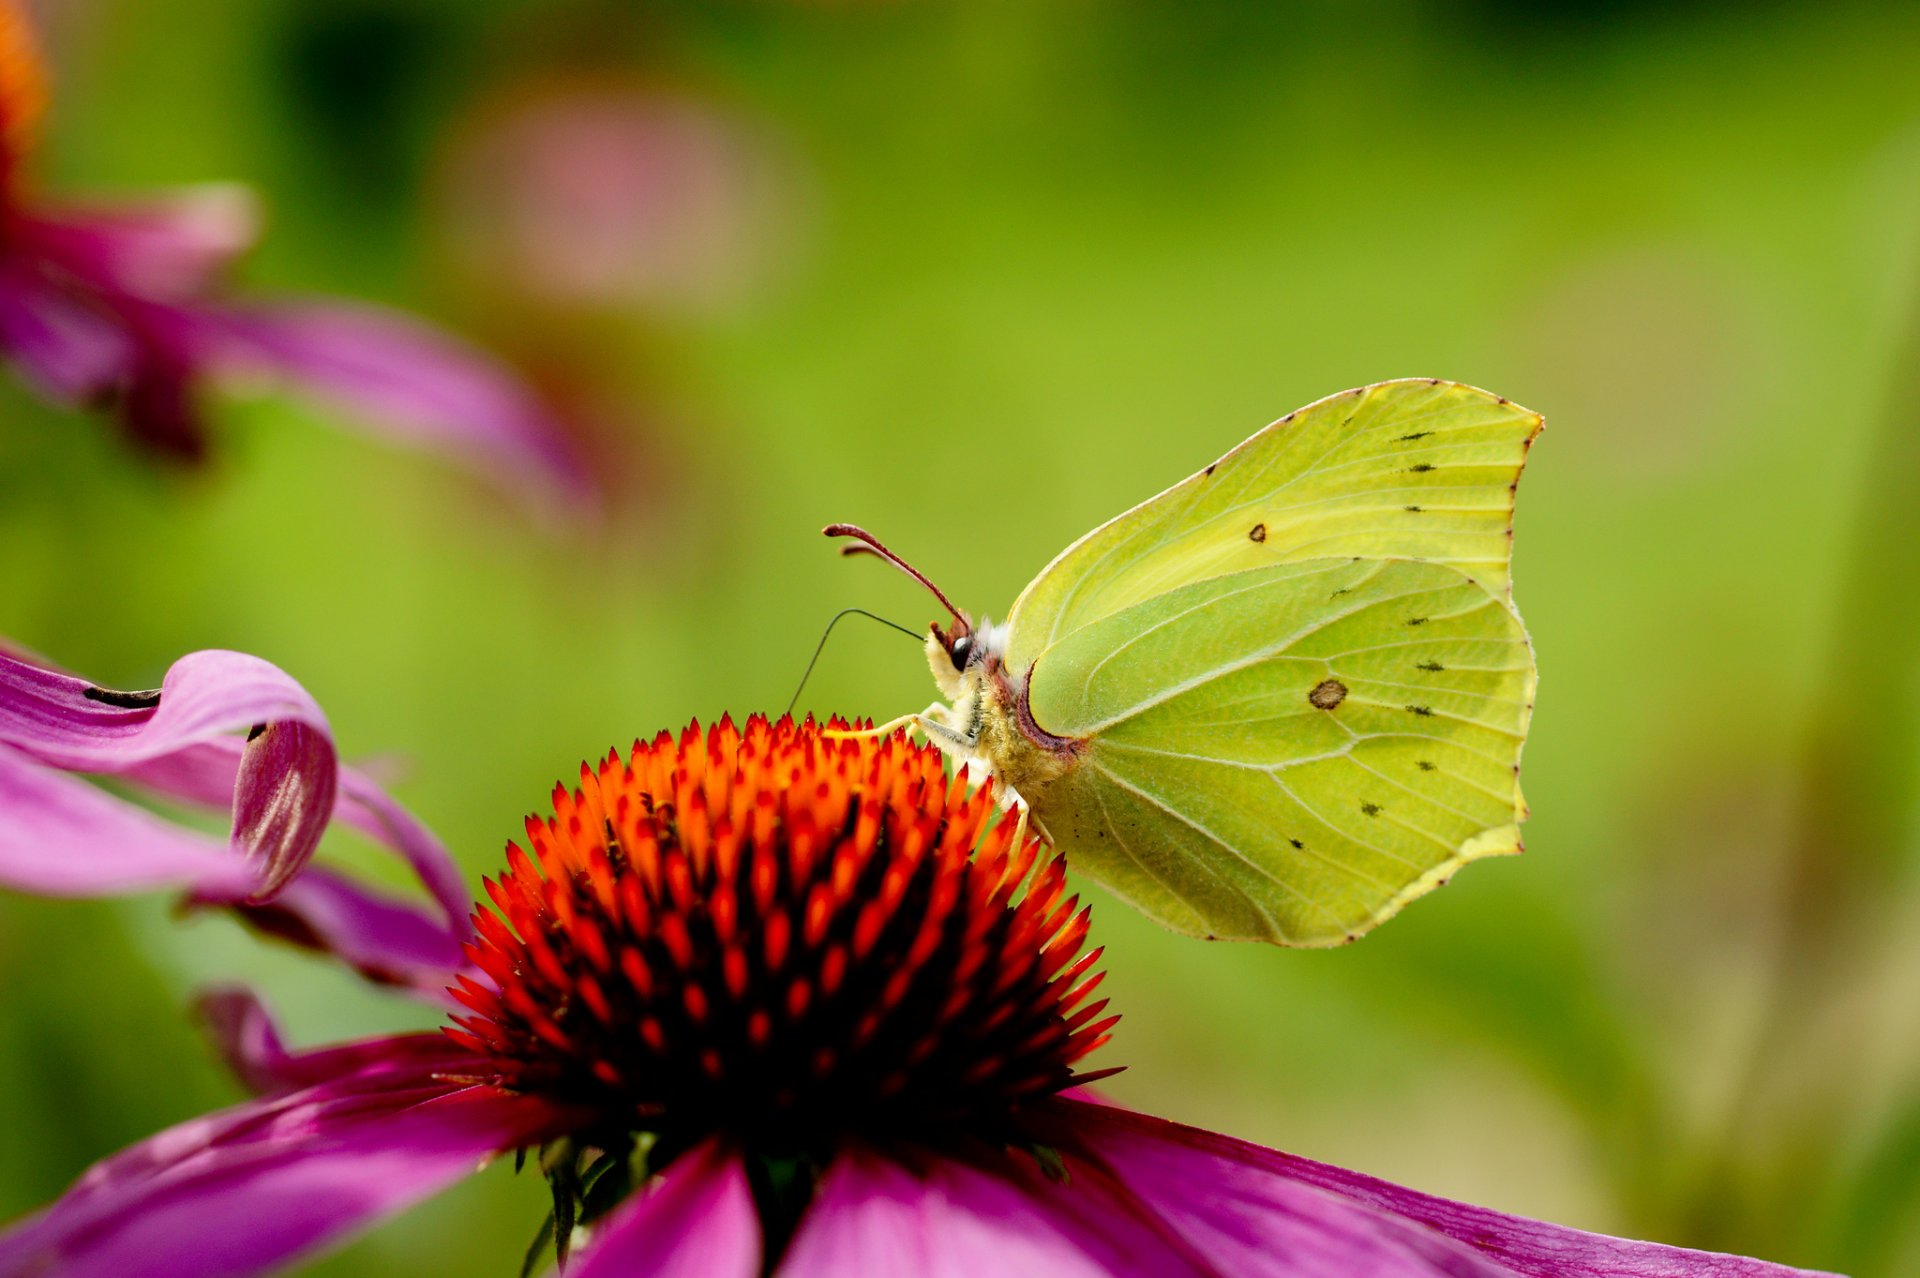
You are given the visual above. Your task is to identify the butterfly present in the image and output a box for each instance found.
[829,379,1540,946]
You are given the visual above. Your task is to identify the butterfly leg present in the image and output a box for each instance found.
[821,703,960,746]
[988,781,1053,851]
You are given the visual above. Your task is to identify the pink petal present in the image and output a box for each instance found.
[21,186,261,297]
[224,867,468,995]
[126,736,472,929]
[335,766,473,931]
[0,648,338,900]
[0,264,134,400]
[1053,1101,1840,1278]
[209,301,594,509]
[196,989,469,1095]
[0,746,464,986]
[0,742,252,897]
[0,1036,573,1278]
[568,1141,761,1278]
[778,1144,1213,1278]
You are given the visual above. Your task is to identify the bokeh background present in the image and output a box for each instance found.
[3,1,1918,1275]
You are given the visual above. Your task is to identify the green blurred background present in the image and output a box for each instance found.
[3,1,1918,1274]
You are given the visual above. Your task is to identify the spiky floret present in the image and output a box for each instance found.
[446,715,1117,1149]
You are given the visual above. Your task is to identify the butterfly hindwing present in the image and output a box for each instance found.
[1023,557,1534,944]
[1003,380,1540,674]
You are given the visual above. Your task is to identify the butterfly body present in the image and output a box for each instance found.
[838,378,1541,947]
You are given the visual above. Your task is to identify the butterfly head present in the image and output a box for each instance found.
[927,614,1011,700]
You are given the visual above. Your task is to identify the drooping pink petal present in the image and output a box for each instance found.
[1052,1100,1841,1278]
[125,735,471,929]
[0,742,252,897]
[778,1143,1214,1278]
[223,867,468,995]
[0,1035,575,1278]
[334,766,472,930]
[0,745,465,988]
[207,301,594,508]
[567,1141,761,1278]
[0,647,338,900]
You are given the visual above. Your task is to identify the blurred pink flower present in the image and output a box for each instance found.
[436,79,805,315]
[0,1,591,504]
[0,705,1840,1278]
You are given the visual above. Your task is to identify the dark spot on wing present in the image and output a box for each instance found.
[246,722,269,741]
[1248,523,1267,543]
[1360,802,1382,817]
[1408,463,1434,473]
[1398,431,1433,442]
[1205,463,1216,476]
[82,685,162,709]
[1416,661,1444,672]
[1404,505,1424,513]
[1308,679,1348,710]
[1416,760,1437,771]
[1408,617,1429,626]
[1288,837,1304,849]
[1331,588,1352,598]
[1405,705,1434,717]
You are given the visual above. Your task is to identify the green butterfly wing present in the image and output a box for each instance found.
[1022,556,1535,944]
[1003,379,1540,675]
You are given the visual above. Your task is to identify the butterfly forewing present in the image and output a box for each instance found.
[1023,557,1535,944]
[1003,380,1540,674]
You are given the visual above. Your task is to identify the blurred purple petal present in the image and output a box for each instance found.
[20,186,260,297]
[0,1038,571,1278]
[0,264,132,400]
[568,1141,760,1278]
[1055,1102,1840,1278]
[0,647,338,900]
[117,342,208,460]
[0,743,252,897]
[779,1144,1210,1278]
[224,867,468,996]
[213,302,593,506]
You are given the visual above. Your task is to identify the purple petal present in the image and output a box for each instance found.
[1052,1101,1841,1278]
[20,187,261,298]
[779,1144,1213,1278]
[335,767,473,931]
[0,648,338,900]
[568,1141,761,1278]
[124,737,471,930]
[0,741,463,987]
[209,301,594,507]
[0,263,134,401]
[0,1035,574,1278]
[223,867,469,995]
[195,989,468,1095]
[0,742,252,897]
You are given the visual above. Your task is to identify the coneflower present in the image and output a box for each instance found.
[0,706,1836,1277]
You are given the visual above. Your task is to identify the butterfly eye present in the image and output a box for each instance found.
[948,635,972,671]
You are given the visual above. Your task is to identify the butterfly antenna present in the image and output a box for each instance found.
[822,524,967,626]
[785,606,926,720]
